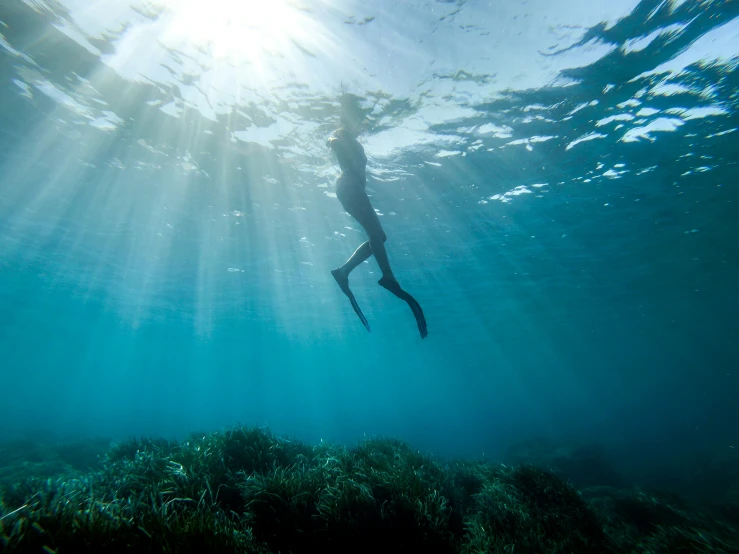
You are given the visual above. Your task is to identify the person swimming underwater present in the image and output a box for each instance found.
[328,126,428,339]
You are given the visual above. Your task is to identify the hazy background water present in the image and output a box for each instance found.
[0,0,737,482]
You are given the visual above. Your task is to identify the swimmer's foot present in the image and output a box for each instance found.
[378,276,428,339]
[332,269,371,332]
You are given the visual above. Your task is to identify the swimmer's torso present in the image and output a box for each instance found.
[329,129,367,189]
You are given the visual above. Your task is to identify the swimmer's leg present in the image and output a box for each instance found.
[378,276,428,339]
[334,234,393,280]
[332,267,370,332]
[343,193,394,281]
[336,241,372,277]
[332,241,372,331]
[363,225,426,338]
[368,234,395,282]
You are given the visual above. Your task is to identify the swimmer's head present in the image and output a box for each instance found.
[327,127,355,148]
[339,93,365,137]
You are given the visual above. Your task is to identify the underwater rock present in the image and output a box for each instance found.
[0,436,110,489]
[1,427,737,554]
[685,451,739,505]
[505,437,626,488]
[582,485,739,553]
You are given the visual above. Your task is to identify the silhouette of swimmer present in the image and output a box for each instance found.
[328,127,427,338]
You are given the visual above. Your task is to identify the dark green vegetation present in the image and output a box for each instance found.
[1,428,737,553]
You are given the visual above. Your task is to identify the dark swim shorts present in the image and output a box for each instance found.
[336,176,386,241]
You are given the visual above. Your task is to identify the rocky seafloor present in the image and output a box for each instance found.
[1,427,737,553]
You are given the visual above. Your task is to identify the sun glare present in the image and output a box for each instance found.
[153,0,317,64]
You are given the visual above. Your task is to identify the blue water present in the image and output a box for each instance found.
[0,0,737,484]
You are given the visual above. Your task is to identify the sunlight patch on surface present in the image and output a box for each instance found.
[621,117,684,142]
[152,0,318,64]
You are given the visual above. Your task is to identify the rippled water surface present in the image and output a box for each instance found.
[0,0,737,469]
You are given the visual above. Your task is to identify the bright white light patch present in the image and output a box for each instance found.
[476,123,513,138]
[596,114,634,126]
[566,132,606,150]
[621,117,684,142]
[665,106,728,120]
[622,22,687,54]
[435,150,462,158]
[152,0,317,64]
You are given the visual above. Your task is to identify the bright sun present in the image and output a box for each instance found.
[152,0,318,63]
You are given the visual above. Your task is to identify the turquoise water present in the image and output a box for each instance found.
[0,0,737,481]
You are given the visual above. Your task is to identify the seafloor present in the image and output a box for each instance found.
[1,427,737,553]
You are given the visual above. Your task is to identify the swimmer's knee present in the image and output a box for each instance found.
[369,231,387,244]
